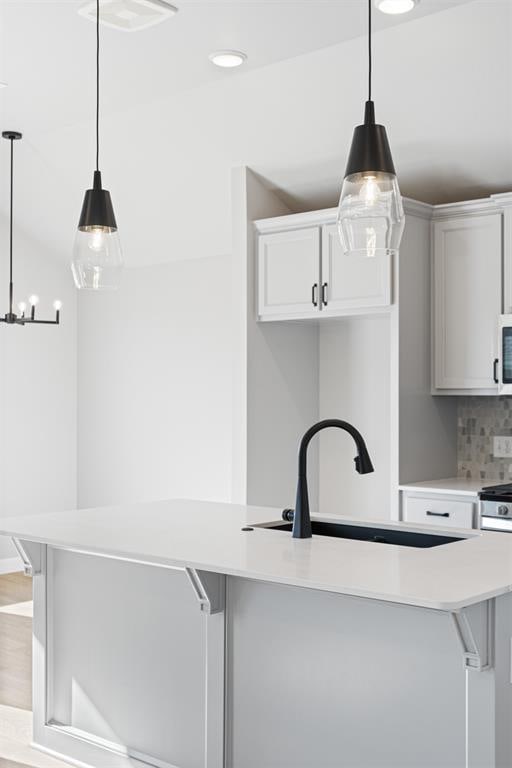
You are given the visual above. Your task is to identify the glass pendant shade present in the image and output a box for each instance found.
[337,171,404,258]
[337,101,405,257]
[72,171,123,290]
[338,102,404,258]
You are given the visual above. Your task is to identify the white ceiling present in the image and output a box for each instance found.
[0,0,471,130]
[0,0,509,269]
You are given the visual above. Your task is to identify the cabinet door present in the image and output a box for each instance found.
[258,228,320,319]
[321,223,391,313]
[433,214,502,392]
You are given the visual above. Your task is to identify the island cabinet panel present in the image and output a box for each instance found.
[225,578,465,768]
[432,212,502,394]
[46,549,207,768]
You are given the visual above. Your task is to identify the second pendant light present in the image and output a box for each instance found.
[337,0,404,258]
[72,0,123,290]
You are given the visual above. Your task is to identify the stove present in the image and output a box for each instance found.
[479,483,512,531]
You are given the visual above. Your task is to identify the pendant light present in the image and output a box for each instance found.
[72,0,123,290]
[0,131,61,327]
[337,0,404,258]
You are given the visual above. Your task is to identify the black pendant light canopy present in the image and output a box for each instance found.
[78,170,117,232]
[344,100,396,178]
[337,0,404,258]
[0,131,61,327]
[72,0,123,290]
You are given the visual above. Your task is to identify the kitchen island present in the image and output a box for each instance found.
[1,499,512,768]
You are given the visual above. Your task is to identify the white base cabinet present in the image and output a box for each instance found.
[402,492,476,529]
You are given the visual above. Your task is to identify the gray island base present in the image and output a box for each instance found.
[2,499,512,768]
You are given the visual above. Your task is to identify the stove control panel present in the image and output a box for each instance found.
[481,500,512,518]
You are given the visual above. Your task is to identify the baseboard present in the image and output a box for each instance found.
[0,556,24,575]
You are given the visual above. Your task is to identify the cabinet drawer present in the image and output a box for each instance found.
[403,496,475,529]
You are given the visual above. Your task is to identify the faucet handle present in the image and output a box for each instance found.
[282,509,295,522]
[354,449,374,475]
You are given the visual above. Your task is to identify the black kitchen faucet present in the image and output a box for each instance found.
[289,419,374,539]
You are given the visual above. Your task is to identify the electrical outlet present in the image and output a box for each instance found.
[494,436,512,458]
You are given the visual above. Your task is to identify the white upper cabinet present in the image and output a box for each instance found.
[256,211,392,321]
[321,223,391,313]
[432,212,502,394]
[257,227,320,318]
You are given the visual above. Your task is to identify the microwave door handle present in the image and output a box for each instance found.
[494,358,499,384]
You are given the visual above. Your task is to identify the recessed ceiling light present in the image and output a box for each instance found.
[78,0,178,32]
[375,0,419,14]
[209,50,247,69]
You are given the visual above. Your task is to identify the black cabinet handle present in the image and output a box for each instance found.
[322,282,328,307]
[493,358,499,384]
[426,511,450,518]
[312,283,318,307]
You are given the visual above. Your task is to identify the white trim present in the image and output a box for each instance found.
[44,723,180,768]
[0,555,23,575]
[403,198,434,219]
[254,207,335,234]
[432,197,501,220]
[254,197,433,234]
[253,194,512,234]
[491,192,512,207]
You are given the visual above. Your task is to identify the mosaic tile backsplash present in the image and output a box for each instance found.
[458,397,512,481]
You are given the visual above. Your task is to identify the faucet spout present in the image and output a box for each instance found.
[292,419,374,539]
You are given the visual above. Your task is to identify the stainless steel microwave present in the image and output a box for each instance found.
[496,315,512,394]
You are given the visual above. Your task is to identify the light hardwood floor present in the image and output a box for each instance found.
[0,573,71,768]
[0,573,32,712]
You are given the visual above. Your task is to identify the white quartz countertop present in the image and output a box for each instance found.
[399,477,483,497]
[2,499,512,612]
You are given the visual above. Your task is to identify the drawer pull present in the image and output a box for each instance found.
[312,283,318,307]
[426,511,450,518]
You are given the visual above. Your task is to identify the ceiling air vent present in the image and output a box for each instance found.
[78,0,178,32]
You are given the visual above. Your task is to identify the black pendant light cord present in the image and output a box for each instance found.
[368,0,372,102]
[8,137,13,315]
[96,0,100,172]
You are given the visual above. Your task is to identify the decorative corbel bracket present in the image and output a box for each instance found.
[185,568,225,614]
[451,599,494,672]
[12,538,43,577]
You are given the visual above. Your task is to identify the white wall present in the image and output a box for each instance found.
[77,255,232,509]
[398,211,458,485]
[231,167,320,511]
[319,316,391,520]
[0,224,77,565]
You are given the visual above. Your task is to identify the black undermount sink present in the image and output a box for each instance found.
[262,520,462,548]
